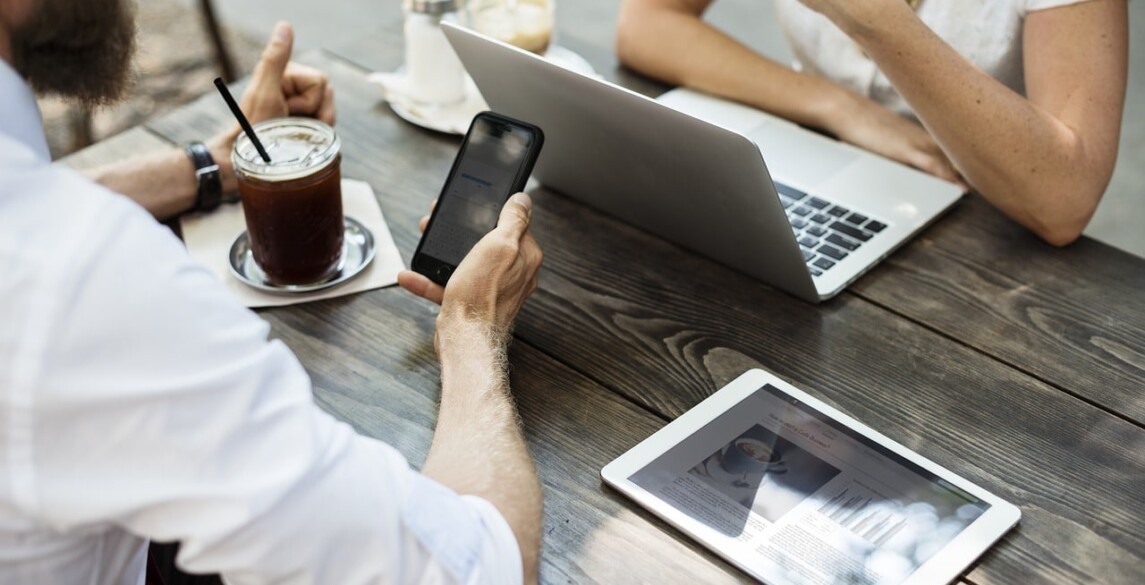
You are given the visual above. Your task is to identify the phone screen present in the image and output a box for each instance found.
[415,114,540,282]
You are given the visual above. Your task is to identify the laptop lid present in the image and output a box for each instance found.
[443,22,820,302]
[441,24,961,302]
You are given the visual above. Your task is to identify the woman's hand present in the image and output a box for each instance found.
[826,90,965,188]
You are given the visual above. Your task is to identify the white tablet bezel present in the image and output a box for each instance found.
[601,368,1020,585]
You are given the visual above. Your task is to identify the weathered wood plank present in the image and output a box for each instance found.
[328,24,1145,424]
[137,49,1145,584]
[512,189,1145,585]
[850,194,1145,424]
[261,288,756,584]
[56,126,172,171]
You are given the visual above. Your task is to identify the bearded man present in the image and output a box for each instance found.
[0,2,545,584]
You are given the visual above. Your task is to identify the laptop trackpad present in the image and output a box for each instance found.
[747,122,860,187]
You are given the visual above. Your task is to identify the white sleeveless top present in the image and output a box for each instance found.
[773,0,1096,118]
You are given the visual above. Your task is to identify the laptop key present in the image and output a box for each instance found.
[825,233,859,251]
[779,196,795,209]
[865,220,887,233]
[813,257,835,270]
[810,213,831,224]
[799,236,820,248]
[792,206,812,217]
[790,217,809,229]
[775,182,808,200]
[827,206,848,217]
[810,268,823,277]
[829,221,872,241]
[845,212,868,226]
[806,225,828,237]
[807,197,830,210]
[801,248,815,262]
[818,244,848,261]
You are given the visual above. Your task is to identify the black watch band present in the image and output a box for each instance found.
[184,141,223,213]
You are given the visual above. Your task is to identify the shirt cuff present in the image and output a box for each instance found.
[402,473,524,585]
[461,495,524,585]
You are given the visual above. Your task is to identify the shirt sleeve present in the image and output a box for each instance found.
[23,189,522,585]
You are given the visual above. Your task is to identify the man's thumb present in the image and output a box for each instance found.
[251,22,293,91]
[496,193,533,238]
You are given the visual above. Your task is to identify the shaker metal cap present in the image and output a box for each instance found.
[404,0,461,15]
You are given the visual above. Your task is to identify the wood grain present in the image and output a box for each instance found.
[56,126,172,170]
[124,31,1145,585]
[849,194,1145,425]
[511,189,1145,585]
[327,23,1145,424]
[210,285,760,585]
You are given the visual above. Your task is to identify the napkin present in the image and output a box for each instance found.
[180,179,406,308]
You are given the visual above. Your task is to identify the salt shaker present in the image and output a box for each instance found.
[403,0,466,106]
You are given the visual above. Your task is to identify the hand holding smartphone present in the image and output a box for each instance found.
[412,112,545,285]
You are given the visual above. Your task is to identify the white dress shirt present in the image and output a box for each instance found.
[773,0,1097,118]
[0,59,522,585]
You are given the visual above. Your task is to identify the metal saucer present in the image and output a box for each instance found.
[228,217,376,294]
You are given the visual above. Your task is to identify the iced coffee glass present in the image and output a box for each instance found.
[468,0,555,55]
[232,118,344,286]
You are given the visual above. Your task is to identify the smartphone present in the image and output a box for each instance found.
[412,111,545,285]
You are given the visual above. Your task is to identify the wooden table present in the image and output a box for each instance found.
[64,5,1145,584]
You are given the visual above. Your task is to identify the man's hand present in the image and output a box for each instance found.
[207,22,336,192]
[239,21,335,126]
[399,193,544,341]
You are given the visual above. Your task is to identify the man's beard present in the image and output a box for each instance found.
[10,0,138,107]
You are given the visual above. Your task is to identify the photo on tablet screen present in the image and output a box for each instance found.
[628,384,990,585]
[687,424,841,525]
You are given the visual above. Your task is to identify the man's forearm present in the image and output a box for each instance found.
[421,318,542,583]
[85,133,237,221]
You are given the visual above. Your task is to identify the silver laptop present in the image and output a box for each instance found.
[442,23,963,302]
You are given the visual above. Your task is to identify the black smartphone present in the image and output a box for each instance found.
[412,111,545,285]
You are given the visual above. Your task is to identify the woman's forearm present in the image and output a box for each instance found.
[617,0,851,131]
[838,1,1127,245]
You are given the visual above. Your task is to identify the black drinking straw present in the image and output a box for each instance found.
[213,77,271,163]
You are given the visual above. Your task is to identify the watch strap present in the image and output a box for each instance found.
[184,141,222,213]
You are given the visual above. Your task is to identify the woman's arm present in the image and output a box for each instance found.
[618,0,843,130]
[809,0,1128,246]
[616,0,962,182]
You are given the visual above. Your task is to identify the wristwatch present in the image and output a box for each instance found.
[184,141,223,213]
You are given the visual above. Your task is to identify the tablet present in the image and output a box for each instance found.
[601,369,1020,585]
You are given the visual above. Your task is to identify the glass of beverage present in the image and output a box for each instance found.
[468,0,555,56]
[232,118,344,286]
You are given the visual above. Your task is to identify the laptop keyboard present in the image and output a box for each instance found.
[775,182,888,277]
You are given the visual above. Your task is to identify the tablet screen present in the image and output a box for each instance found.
[628,384,990,585]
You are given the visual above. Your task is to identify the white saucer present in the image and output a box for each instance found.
[228,217,376,294]
[369,45,597,136]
